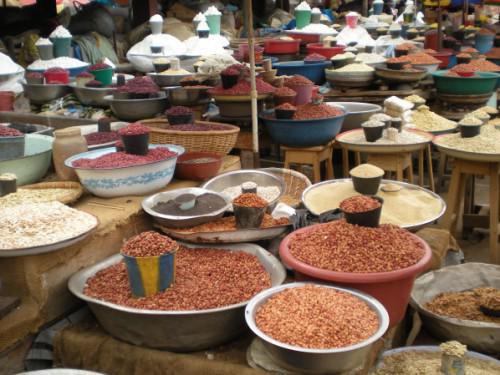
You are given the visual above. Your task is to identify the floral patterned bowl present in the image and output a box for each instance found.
[65,144,184,198]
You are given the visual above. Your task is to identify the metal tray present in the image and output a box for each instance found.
[433,134,500,162]
[336,128,433,153]
[155,221,291,244]
[142,187,231,228]
[410,263,500,353]
[68,242,286,352]
[0,216,98,257]
[302,179,446,231]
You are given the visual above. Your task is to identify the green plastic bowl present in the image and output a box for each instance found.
[432,70,500,95]
[0,134,53,186]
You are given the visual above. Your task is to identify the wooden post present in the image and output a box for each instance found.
[245,0,260,168]
[437,0,443,50]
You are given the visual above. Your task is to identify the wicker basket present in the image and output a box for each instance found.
[143,118,240,156]
[263,168,312,208]
[19,181,83,204]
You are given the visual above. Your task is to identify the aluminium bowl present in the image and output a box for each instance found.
[327,102,382,131]
[148,72,193,87]
[65,144,184,198]
[105,92,169,122]
[164,85,211,106]
[22,82,71,105]
[410,262,500,353]
[142,187,231,228]
[68,242,286,352]
[0,134,53,185]
[245,282,389,374]
[201,169,285,211]
[70,83,115,107]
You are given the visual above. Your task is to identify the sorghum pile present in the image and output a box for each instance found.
[288,220,425,273]
[233,193,268,208]
[72,148,176,169]
[293,103,343,120]
[84,247,271,310]
[0,125,23,137]
[118,122,150,136]
[171,214,289,233]
[256,285,379,349]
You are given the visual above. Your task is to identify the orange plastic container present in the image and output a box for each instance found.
[279,223,432,327]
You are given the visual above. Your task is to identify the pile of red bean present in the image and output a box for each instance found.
[293,103,343,120]
[304,53,326,62]
[165,106,193,116]
[209,78,275,95]
[89,63,111,71]
[72,147,176,169]
[256,285,379,349]
[339,196,381,213]
[121,231,178,257]
[0,125,23,137]
[118,122,150,136]
[84,246,271,310]
[233,193,268,208]
[274,86,296,96]
[275,102,296,111]
[115,76,159,94]
[84,131,119,146]
[285,75,313,86]
[288,220,425,273]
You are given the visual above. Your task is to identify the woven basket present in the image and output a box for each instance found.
[263,168,312,208]
[22,181,83,204]
[143,118,240,156]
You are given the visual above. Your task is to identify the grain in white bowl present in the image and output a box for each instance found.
[0,201,98,250]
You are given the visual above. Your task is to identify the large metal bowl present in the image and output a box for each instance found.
[410,262,500,353]
[164,86,211,106]
[105,93,169,122]
[68,242,286,352]
[148,72,193,87]
[201,169,285,210]
[327,102,382,131]
[142,187,231,228]
[245,282,389,374]
[22,83,71,105]
[70,83,115,107]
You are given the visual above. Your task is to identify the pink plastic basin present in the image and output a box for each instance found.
[306,43,346,59]
[279,223,432,327]
[264,39,301,55]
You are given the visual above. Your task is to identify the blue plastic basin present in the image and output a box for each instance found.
[273,60,331,84]
[260,108,346,147]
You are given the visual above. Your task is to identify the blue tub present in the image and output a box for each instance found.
[274,60,331,84]
[260,108,346,147]
[475,34,494,54]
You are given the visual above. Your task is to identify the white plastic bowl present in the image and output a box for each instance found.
[65,144,184,198]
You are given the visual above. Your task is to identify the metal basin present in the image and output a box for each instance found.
[245,283,389,374]
[105,93,169,122]
[70,83,115,107]
[165,86,211,106]
[68,243,286,352]
[327,102,382,131]
[148,72,193,87]
[142,187,231,228]
[22,83,70,105]
[201,169,285,211]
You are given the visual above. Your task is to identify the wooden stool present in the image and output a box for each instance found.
[441,158,499,264]
[367,153,414,183]
[283,141,335,183]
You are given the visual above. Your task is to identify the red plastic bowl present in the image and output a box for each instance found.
[279,223,432,327]
[175,152,223,181]
[264,39,301,55]
[306,43,345,59]
[456,71,475,77]
[431,51,452,69]
[286,32,320,44]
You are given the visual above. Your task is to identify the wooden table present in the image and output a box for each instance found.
[336,129,435,191]
[435,145,500,264]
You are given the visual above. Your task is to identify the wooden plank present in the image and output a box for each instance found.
[0,296,20,319]
[0,112,96,128]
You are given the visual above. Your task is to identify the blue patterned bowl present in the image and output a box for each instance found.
[65,144,184,198]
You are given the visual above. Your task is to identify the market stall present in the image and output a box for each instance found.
[1,0,500,374]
